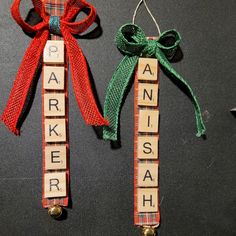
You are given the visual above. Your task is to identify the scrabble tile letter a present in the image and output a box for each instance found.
[138,58,158,81]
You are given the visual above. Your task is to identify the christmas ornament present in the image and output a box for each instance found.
[1,0,108,218]
[103,0,206,234]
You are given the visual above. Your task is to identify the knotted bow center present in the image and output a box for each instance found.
[49,16,61,35]
[142,39,157,57]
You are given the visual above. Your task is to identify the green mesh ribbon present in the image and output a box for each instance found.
[103,23,206,141]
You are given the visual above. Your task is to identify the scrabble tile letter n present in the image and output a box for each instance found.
[138,83,158,107]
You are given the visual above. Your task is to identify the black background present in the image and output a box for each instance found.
[0,0,235,235]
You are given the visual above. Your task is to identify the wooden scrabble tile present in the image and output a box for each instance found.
[44,93,65,117]
[137,58,158,81]
[43,66,65,90]
[138,110,159,133]
[44,172,67,198]
[43,40,64,64]
[45,118,66,143]
[138,83,158,107]
[45,145,67,170]
[138,136,158,159]
[138,163,158,187]
[137,188,158,213]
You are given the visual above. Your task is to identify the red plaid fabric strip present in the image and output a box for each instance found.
[42,0,69,208]
[45,0,65,14]
[134,38,160,226]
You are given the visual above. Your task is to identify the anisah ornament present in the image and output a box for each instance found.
[1,0,108,219]
[103,0,206,235]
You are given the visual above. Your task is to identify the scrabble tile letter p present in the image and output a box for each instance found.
[43,40,64,64]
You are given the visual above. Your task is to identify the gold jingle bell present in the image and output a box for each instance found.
[48,205,63,219]
[142,227,156,236]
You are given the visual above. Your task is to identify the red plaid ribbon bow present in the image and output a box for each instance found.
[1,0,108,135]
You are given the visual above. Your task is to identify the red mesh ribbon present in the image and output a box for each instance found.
[1,0,108,135]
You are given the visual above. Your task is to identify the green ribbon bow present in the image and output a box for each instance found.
[103,23,206,141]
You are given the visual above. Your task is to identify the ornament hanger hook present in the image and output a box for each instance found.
[132,0,161,36]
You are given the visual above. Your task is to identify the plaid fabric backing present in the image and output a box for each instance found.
[134,37,160,226]
[42,0,69,208]
[45,0,65,14]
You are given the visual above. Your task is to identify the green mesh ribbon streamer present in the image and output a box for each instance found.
[103,23,206,141]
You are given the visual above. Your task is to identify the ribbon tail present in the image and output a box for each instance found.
[156,49,206,137]
[103,56,139,141]
[1,30,49,135]
[62,29,108,126]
